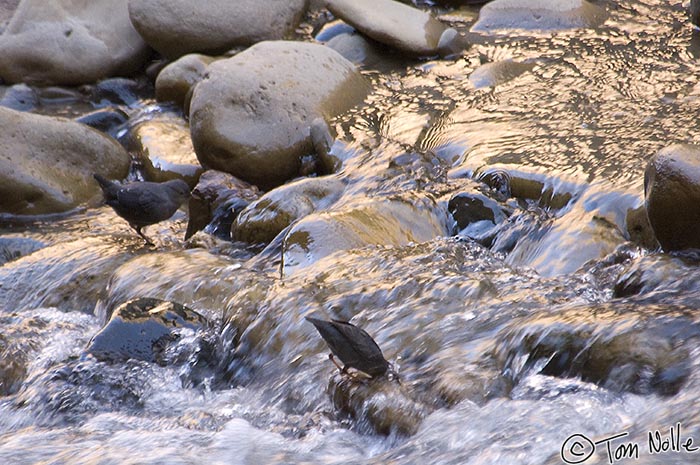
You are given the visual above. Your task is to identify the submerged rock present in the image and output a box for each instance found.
[0,106,130,215]
[0,0,149,85]
[128,0,307,58]
[0,237,45,266]
[75,108,129,138]
[232,176,345,244]
[329,374,429,436]
[448,192,509,242]
[471,0,607,33]
[190,41,370,189]
[155,54,218,109]
[186,170,261,241]
[87,298,207,363]
[282,195,449,275]
[326,0,466,57]
[469,60,536,89]
[644,144,700,252]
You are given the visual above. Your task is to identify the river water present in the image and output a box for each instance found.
[2,1,700,464]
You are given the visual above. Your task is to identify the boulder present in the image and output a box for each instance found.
[326,0,466,57]
[0,0,150,85]
[471,0,607,33]
[0,106,130,215]
[87,297,207,363]
[644,144,700,251]
[155,54,218,109]
[190,41,370,189]
[232,176,345,244]
[128,0,307,59]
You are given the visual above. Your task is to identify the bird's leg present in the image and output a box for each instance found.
[132,225,155,247]
[328,353,344,373]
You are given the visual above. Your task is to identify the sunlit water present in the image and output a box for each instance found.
[3,1,700,464]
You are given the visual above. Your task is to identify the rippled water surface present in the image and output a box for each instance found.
[3,1,700,464]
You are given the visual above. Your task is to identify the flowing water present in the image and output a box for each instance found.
[3,1,700,464]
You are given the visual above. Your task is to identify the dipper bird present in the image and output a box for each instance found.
[306,317,392,379]
[93,174,190,245]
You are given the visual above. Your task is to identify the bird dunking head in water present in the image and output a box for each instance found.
[93,174,190,246]
[306,317,397,380]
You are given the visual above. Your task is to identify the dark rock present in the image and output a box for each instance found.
[75,108,129,136]
[644,144,700,251]
[0,83,37,111]
[87,297,207,363]
[0,236,45,265]
[186,170,261,241]
[448,192,508,240]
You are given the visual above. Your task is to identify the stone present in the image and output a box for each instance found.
[155,54,218,109]
[471,0,607,33]
[124,114,203,186]
[186,170,261,241]
[0,106,130,215]
[75,108,129,138]
[282,195,449,275]
[644,144,700,251]
[128,0,307,59]
[469,60,536,89]
[326,0,466,57]
[0,0,150,85]
[87,297,207,363]
[190,41,370,189]
[448,192,508,240]
[232,176,345,244]
[692,0,700,28]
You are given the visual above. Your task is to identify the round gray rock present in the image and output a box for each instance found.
[0,0,150,85]
[0,106,131,215]
[128,0,307,59]
[471,0,607,33]
[326,0,465,57]
[155,54,218,109]
[645,144,700,251]
[189,41,370,189]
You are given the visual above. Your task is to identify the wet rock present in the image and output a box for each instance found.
[448,192,509,241]
[471,0,607,33]
[0,0,149,86]
[0,333,28,396]
[0,238,136,313]
[469,60,536,89]
[190,41,370,189]
[87,77,151,107]
[155,54,218,109]
[325,31,386,68]
[329,374,429,436]
[232,176,345,244]
[128,0,307,59]
[613,254,700,298]
[75,108,129,137]
[282,195,449,275]
[125,115,203,186]
[0,106,130,215]
[693,0,700,28]
[625,205,657,250]
[0,236,45,266]
[644,144,700,251]
[186,170,261,241]
[326,0,466,57]
[0,83,37,111]
[496,303,697,396]
[87,298,207,363]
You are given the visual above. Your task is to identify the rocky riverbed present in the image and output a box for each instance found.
[2,1,700,464]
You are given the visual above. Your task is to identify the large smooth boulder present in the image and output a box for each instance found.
[645,144,700,251]
[190,41,370,189]
[0,107,130,215]
[471,0,607,33]
[0,0,150,85]
[128,0,307,59]
[326,0,465,57]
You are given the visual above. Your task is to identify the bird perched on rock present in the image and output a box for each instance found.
[93,174,190,245]
[306,317,394,379]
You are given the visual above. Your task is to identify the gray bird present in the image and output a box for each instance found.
[306,317,393,379]
[94,174,190,245]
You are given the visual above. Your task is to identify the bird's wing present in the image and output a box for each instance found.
[330,320,387,362]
